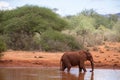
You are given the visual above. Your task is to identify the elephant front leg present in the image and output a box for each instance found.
[83,67,87,72]
[79,66,86,72]
[80,61,87,72]
[79,65,82,72]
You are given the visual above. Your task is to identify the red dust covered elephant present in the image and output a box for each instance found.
[60,50,94,72]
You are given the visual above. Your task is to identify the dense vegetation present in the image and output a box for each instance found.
[64,9,120,47]
[0,6,120,54]
[0,5,82,53]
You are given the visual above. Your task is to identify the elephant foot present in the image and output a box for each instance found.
[90,70,94,72]
[83,69,87,72]
[79,68,82,72]
[67,68,71,73]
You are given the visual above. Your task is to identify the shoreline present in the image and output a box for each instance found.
[0,59,120,69]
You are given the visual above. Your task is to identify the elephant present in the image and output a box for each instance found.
[60,50,94,72]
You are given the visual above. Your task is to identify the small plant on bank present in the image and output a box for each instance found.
[0,38,7,58]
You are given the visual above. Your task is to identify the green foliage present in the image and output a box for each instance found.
[113,20,120,34]
[109,14,118,23]
[79,9,117,29]
[65,14,95,47]
[75,14,95,34]
[93,14,114,29]
[65,9,119,47]
[0,7,119,51]
[1,5,67,34]
[0,36,6,58]
[80,9,98,17]
[0,5,68,51]
[113,21,120,41]
[40,30,82,51]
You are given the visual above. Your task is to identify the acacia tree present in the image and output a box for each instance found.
[0,5,68,50]
[66,14,95,47]
[113,20,120,42]
[65,9,120,47]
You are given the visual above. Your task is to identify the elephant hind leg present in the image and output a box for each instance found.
[62,58,71,72]
[62,64,66,71]
[61,61,66,71]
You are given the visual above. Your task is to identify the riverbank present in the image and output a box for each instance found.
[0,42,120,69]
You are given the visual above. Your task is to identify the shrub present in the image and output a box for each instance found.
[0,37,7,58]
[0,5,68,51]
[40,30,82,51]
[6,33,40,51]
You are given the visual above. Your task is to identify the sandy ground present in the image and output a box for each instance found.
[0,42,120,69]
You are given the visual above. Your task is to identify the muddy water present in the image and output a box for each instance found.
[0,67,120,80]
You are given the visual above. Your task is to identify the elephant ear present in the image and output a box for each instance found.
[85,50,92,60]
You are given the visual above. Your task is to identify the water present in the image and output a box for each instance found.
[0,67,120,80]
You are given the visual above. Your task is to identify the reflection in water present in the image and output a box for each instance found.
[90,72,94,80]
[61,72,78,80]
[61,72,94,80]
[0,67,120,80]
[0,70,5,80]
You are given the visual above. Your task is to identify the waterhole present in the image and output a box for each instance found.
[0,67,120,80]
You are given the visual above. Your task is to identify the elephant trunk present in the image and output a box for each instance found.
[90,58,94,72]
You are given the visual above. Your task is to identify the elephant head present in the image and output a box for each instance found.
[84,50,94,72]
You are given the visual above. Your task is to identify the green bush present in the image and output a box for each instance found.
[0,37,6,58]
[40,30,82,51]
[0,5,68,51]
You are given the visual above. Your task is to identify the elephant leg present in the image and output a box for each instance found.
[78,65,82,72]
[63,58,71,72]
[82,67,87,72]
[61,63,66,71]
[67,63,71,73]
[80,61,87,72]
[61,61,67,71]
